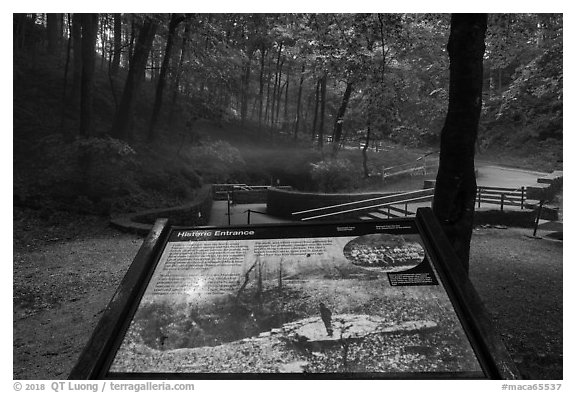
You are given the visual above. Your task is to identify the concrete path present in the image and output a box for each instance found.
[475,164,549,188]
[207,201,292,226]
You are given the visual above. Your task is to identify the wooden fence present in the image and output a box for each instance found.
[476,186,526,211]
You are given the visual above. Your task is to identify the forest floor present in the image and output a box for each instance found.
[12,207,563,380]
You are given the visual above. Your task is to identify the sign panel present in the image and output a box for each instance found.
[106,220,485,377]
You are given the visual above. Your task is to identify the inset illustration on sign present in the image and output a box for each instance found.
[343,233,425,271]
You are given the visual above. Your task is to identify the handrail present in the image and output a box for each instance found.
[292,188,434,217]
[301,194,434,221]
[295,184,528,222]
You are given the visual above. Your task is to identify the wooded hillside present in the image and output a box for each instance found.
[13,13,562,215]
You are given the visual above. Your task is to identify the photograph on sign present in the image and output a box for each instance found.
[108,223,484,376]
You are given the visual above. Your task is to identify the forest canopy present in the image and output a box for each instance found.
[13,13,562,214]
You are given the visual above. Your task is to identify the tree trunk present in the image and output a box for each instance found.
[258,46,267,131]
[270,43,282,129]
[240,53,253,126]
[111,13,122,75]
[46,13,62,55]
[293,63,305,139]
[111,17,158,141]
[13,14,27,53]
[274,57,285,128]
[71,14,82,102]
[362,123,371,178]
[283,65,290,129]
[169,20,190,125]
[264,55,272,125]
[99,14,107,70]
[331,81,353,155]
[433,13,487,275]
[60,14,73,135]
[311,78,320,141]
[148,14,184,141]
[128,16,136,65]
[318,74,327,149]
[79,14,99,137]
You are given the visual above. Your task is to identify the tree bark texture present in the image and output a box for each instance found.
[433,13,487,274]
[111,17,158,141]
[79,14,99,137]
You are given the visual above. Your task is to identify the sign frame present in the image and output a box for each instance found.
[69,208,520,380]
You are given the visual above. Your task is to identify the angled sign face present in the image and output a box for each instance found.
[70,208,519,379]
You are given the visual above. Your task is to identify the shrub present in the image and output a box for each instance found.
[185,140,246,182]
[310,158,357,193]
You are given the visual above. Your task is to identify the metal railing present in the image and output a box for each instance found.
[291,185,528,222]
[381,152,439,180]
[292,189,435,221]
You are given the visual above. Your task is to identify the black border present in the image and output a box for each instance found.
[69,208,520,380]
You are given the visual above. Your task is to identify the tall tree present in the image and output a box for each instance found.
[311,78,320,141]
[317,73,327,149]
[293,62,305,139]
[111,17,158,141]
[79,14,99,137]
[258,45,267,131]
[148,14,185,141]
[169,19,191,125]
[433,13,488,275]
[110,13,122,75]
[46,13,62,55]
[331,80,353,154]
[71,14,82,101]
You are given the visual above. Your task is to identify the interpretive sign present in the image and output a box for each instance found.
[70,208,519,379]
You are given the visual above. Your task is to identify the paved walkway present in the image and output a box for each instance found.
[476,164,548,188]
[207,201,292,226]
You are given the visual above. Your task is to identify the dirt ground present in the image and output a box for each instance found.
[12,208,562,380]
